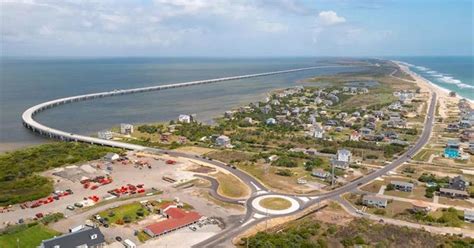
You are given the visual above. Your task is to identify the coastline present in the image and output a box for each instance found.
[394,61,474,111]
[394,60,474,105]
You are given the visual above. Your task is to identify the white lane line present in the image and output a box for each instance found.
[298,197,310,202]
[250,181,261,191]
[253,213,266,219]
[309,196,319,200]
[242,218,255,227]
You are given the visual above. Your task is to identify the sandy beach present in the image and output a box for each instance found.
[394,61,473,118]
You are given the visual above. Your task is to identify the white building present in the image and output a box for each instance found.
[215,135,231,147]
[266,118,277,125]
[98,130,113,140]
[336,149,352,163]
[178,114,192,123]
[465,210,474,223]
[362,195,388,208]
[120,123,134,135]
[313,124,324,139]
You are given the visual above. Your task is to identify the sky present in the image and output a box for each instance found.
[1,0,473,57]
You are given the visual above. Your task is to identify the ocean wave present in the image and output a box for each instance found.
[438,76,462,84]
[415,66,428,71]
[407,62,474,91]
[458,83,474,89]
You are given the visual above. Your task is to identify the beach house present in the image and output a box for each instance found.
[362,195,388,208]
[120,123,134,135]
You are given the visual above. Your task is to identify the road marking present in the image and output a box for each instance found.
[242,218,255,227]
[255,190,268,195]
[298,197,310,202]
[309,196,319,200]
[253,213,266,219]
[250,181,261,191]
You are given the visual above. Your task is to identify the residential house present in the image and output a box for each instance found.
[312,169,330,179]
[224,111,235,119]
[215,135,231,147]
[271,99,280,106]
[178,114,192,123]
[243,117,253,125]
[327,94,339,103]
[349,131,361,141]
[359,127,372,136]
[374,111,384,119]
[312,124,325,139]
[362,195,388,208]
[465,210,474,223]
[267,155,279,162]
[460,129,474,142]
[314,97,323,105]
[439,188,469,199]
[359,88,369,94]
[266,118,277,125]
[262,105,272,114]
[97,130,113,140]
[412,201,431,213]
[449,176,468,191]
[337,149,351,162]
[387,117,407,128]
[388,102,402,111]
[331,149,351,170]
[446,123,460,132]
[390,181,414,192]
[120,123,134,135]
[40,227,105,248]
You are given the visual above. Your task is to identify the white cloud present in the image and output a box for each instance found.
[317,10,346,26]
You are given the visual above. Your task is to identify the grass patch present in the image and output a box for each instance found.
[0,142,122,205]
[259,197,292,210]
[98,202,149,225]
[215,172,249,199]
[0,223,60,248]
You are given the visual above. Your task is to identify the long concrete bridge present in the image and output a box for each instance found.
[22,65,347,149]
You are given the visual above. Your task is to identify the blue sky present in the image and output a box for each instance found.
[1,0,472,57]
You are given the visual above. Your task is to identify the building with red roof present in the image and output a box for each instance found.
[143,205,202,237]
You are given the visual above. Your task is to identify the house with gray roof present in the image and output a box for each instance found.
[362,195,388,208]
[40,227,105,248]
[390,181,414,192]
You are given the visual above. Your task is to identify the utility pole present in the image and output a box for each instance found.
[331,162,335,187]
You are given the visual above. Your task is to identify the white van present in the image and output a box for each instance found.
[123,239,137,248]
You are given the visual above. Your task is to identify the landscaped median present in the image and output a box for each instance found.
[259,197,292,211]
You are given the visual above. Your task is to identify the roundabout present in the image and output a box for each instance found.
[251,195,300,215]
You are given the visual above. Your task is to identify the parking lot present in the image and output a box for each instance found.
[0,151,202,227]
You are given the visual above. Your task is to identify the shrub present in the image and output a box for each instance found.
[374,209,386,215]
[123,215,132,223]
[276,169,293,177]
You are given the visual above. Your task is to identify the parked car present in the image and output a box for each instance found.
[74,202,83,208]
[66,205,75,211]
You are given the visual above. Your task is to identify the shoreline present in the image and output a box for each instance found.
[394,61,474,109]
[394,60,474,105]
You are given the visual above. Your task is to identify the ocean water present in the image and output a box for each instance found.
[0,57,364,152]
[390,56,474,100]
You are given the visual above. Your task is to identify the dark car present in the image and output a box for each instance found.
[115,236,122,242]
